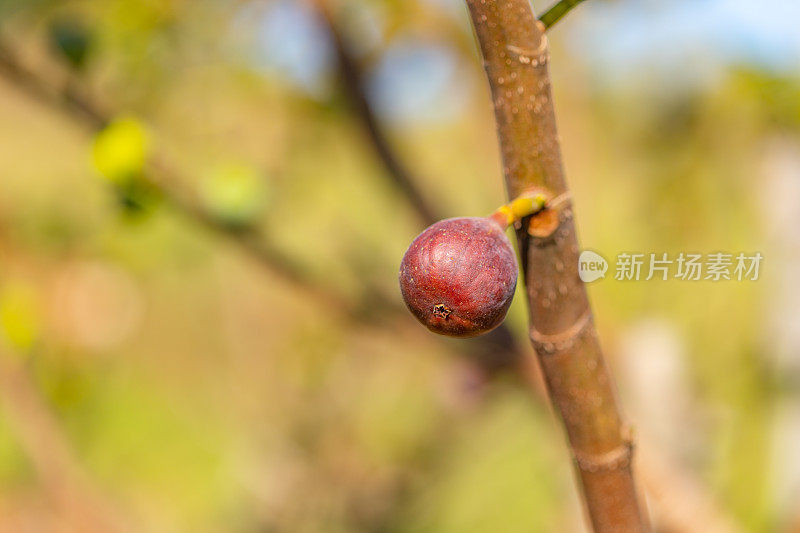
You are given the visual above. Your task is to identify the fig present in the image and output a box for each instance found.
[399,217,518,337]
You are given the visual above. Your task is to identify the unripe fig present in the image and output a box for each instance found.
[399,217,518,337]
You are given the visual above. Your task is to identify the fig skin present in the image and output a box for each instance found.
[399,217,518,337]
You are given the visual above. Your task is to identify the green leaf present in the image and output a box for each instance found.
[91,116,150,184]
[200,162,268,228]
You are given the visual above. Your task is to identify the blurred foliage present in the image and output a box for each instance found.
[200,162,268,229]
[0,281,41,352]
[92,116,150,184]
[0,0,798,532]
[48,16,93,71]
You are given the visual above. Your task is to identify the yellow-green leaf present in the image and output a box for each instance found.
[92,116,150,183]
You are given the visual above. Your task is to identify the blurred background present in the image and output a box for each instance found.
[0,0,798,531]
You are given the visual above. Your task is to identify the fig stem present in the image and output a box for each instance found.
[489,192,548,229]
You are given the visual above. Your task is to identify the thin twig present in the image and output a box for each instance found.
[0,41,107,129]
[0,30,530,392]
[311,0,439,226]
[0,28,528,398]
[539,0,588,30]
[464,1,648,530]
[0,35,388,320]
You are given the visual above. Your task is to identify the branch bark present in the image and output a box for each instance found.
[464,1,648,530]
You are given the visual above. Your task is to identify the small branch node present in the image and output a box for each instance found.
[574,440,634,473]
[505,43,549,67]
[529,310,591,355]
[527,192,571,238]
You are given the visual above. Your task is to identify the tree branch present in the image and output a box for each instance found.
[539,0,588,30]
[464,1,648,530]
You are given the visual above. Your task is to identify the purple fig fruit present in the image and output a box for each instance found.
[399,217,518,337]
